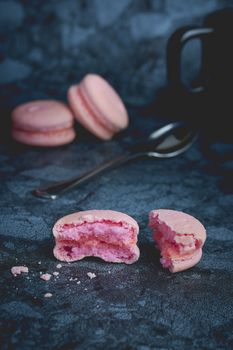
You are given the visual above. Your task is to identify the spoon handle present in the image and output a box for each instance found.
[33,152,136,199]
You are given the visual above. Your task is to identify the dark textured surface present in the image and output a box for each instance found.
[1,114,233,350]
[1,1,233,349]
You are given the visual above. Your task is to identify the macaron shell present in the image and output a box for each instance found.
[169,248,203,273]
[12,127,76,147]
[12,100,74,132]
[150,209,206,243]
[82,74,128,130]
[53,210,139,236]
[68,85,114,140]
[53,242,140,265]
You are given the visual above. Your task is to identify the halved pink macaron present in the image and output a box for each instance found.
[67,74,129,140]
[53,210,140,264]
[149,209,206,273]
[12,100,76,146]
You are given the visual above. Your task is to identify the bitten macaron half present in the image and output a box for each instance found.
[53,210,140,264]
[68,74,129,140]
[149,209,206,273]
[12,100,76,146]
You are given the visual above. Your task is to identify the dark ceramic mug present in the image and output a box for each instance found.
[166,8,233,141]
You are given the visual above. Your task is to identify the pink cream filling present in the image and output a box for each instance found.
[150,220,201,271]
[54,221,138,264]
[12,126,73,134]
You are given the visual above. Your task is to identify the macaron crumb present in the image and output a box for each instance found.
[87,272,96,279]
[44,293,53,298]
[56,264,62,269]
[53,272,59,276]
[40,273,52,281]
[11,266,29,276]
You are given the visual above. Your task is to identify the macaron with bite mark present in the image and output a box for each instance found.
[149,209,206,273]
[53,210,140,264]
[11,100,76,146]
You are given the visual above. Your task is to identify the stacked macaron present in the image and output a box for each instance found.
[11,74,129,146]
[12,100,75,147]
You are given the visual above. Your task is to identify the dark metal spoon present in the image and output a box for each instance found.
[33,122,197,199]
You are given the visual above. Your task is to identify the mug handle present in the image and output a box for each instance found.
[167,26,214,92]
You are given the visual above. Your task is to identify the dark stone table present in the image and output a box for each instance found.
[0,107,233,350]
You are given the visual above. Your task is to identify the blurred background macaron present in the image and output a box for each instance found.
[11,100,76,147]
[67,74,129,140]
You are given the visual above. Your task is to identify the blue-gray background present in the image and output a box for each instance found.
[1,0,233,110]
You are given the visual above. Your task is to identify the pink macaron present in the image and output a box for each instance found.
[53,210,140,264]
[11,100,76,146]
[67,74,129,140]
[149,209,206,273]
